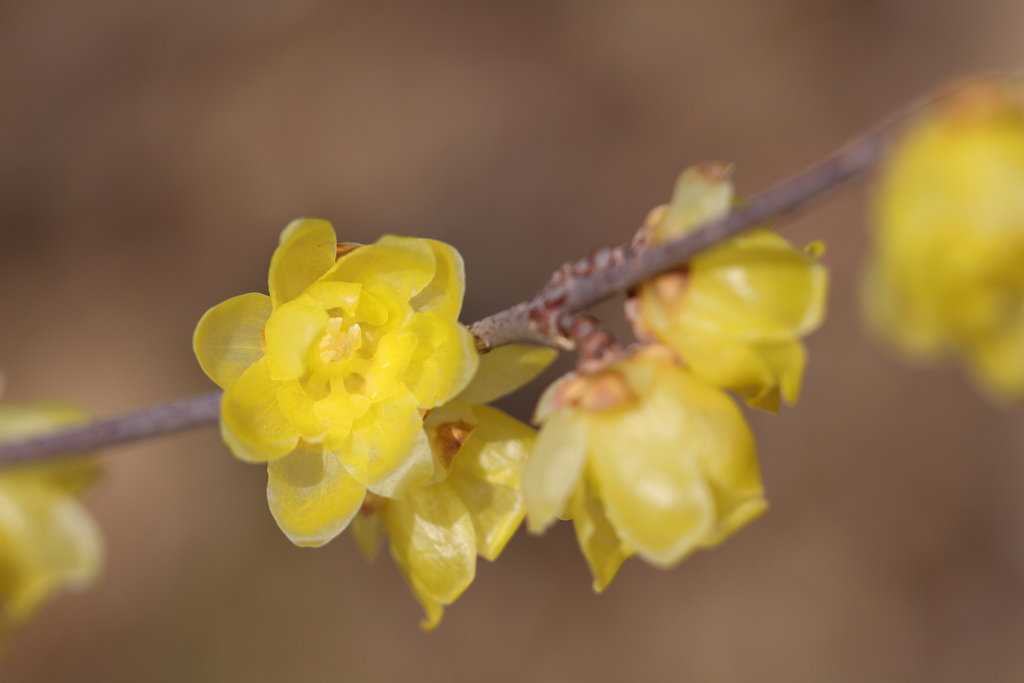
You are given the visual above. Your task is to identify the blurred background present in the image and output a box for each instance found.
[1,1,1023,681]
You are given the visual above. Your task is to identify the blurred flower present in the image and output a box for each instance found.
[864,77,1024,400]
[194,219,479,546]
[523,345,765,591]
[351,344,556,630]
[630,164,828,411]
[0,383,102,633]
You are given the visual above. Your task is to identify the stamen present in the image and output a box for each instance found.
[318,318,363,363]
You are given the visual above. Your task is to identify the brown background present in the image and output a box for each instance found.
[1,1,1023,681]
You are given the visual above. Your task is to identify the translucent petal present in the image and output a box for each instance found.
[446,405,535,560]
[656,164,734,242]
[268,219,338,309]
[350,513,384,561]
[266,441,365,547]
[456,344,559,406]
[341,387,432,496]
[362,332,416,403]
[277,381,328,441]
[399,312,479,409]
[568,476,633,593]
[264,294,329,381]
[0,481,102,624]
[302,281,362,317]
[221,357,299,463]
[325,235,436,303]
[523,407,588,533]
[409,239,466,321]
[193,293,272,391]
[379,482,476,631]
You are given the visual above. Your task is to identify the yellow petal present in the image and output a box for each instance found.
[379,482,477,631]
[398,312,480,409]
[193,293,273,391]
[0,480,102,624]
[268,219,339,309]
[350,513,384,561]
[264,294,329,381]
[446,405,535,560]
[456,344,559,406]
[568,476,633,593]
[220,357,299,463]
[325,235,436,303]
[409,239,467,321]
[655,163,734,242]
[523,407,588,533]
[266,440,365,547]
[341,387,432,496]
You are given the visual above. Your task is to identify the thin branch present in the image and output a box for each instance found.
[468,120,892,350]
[0,109,902,466]
[0,391,222,466]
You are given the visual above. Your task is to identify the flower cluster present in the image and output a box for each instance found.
[0,382,102,636]
[521,163,826,589]
[195,168,827,622]
[863,77,1024,400]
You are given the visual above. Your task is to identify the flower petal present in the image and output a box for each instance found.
[325,235,436,303]
[446,405,535,560]
[0,481,102,624]
[523,407,588,533]
[264,294,330,381]
[379,482,476,631]
[193,293,272,391]
[455,344,559,406]
[341,387,433,496]
[268,219,339,309]
[266,441,365,547]
[221,357,299,463]
[398,312,480,409]
[655,163,734,242]
[568,475,633,593]
[409,239,466,320]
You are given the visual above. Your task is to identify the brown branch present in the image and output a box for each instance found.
[0,391,222,466]
[0,110,902,466]
[469,121,892,350]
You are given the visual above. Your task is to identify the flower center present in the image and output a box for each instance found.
[318,318,362,363]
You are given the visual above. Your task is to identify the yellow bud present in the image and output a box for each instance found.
[864,76,1024,400]
[632,165,828,411]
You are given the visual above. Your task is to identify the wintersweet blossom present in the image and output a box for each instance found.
[194,219,479,546]
[631,164,828,411]
[351,344,556,629]
[523,345,765,591]
[0,385,102,631]
[864,77,1024,399]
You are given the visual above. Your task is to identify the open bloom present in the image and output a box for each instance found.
[0,386,102,631]
[194,219,479,545]
[351,344,556,629]
[864,77,1024,399]
[523,345,765,591]
[631,164,828,411]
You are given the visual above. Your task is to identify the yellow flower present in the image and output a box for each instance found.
[632,164,828,411]
[194,219,479,546]
[523,345,765,591]
[864,77,1024,400]
[0,384,102,631]
[350,344,557,630]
